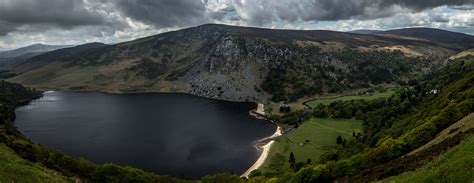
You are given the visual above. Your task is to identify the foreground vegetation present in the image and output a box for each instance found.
[0,143,69,182]
[258,118,362,175]
[380,134,474,183]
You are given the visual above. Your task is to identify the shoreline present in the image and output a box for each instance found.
[31,87,269,104]
[241,126,281,177]
[242,104,283,177]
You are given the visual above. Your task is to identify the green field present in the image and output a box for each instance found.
[259,118,363,173]
[0,143,69,183]
[380,135,474,183]
[305,89,396,108]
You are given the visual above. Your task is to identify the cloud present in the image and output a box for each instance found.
[0,0,108,35]
[228,0,474,26]
[329,7,474,35]
[380,0,474,11]
[112,0,209,28]
[0,0,473,49]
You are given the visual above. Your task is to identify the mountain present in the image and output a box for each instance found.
[376,28,474,50]
[347,29,383,34]
[0,44,74,70]
[8,24,473,102]
[0,43,72,59]
[13,42,108,73]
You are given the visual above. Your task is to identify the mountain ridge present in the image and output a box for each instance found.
[8,24,473,102]
[0,43,73,59]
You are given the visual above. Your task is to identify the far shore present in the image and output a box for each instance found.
[29,87,268,104]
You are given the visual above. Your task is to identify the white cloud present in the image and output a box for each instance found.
[327,6,474,34]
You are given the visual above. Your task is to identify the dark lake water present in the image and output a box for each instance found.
[14,91,275,178]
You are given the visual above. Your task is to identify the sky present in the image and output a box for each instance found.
[0,0,473,50]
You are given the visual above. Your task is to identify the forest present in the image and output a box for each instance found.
[261,48,435,102]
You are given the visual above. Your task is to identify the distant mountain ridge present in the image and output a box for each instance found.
[376,28,474,50]
[7,24,474,102]
[0,43,73,59]
[348,29,383,34]
[0,44,74,70]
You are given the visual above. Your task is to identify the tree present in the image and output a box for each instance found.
[289,152,296,170]
[336,135,343,144]
[279,106,291,113]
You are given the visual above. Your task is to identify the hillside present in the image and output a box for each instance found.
[249,55,474,182]
[0,143,69,182]
[0,44,73,68]
[348,29,383,35]
[377,28,474,50]
[380,131,474,183]
[0,44,72,59]
[8,24,466,102]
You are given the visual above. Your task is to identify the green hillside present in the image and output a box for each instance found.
[260,118,362,174]
[0,143,69,182]
[380,134,474,183]
[251,55,474,182]
[305,89,396,108]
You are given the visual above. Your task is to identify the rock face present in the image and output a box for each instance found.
[8,24,471,102]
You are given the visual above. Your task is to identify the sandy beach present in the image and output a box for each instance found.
[241,126,281,177]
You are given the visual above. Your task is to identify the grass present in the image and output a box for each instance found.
[259,118,362,173]
[305,89,396,108]
[379,134,474,183]
[0,143,70,183]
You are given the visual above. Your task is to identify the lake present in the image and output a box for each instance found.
[14,91,276,178]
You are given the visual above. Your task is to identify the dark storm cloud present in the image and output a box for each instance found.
[113,0,208,28]
[1,0,473,35]
[0,21,16,36]
[380,0,474,11]
[0,0,106,35]
[237,0,474,26]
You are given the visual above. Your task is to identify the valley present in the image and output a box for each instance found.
[0,23,473,183]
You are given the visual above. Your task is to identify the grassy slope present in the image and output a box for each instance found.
[380,134,474,183]
[0,143,70,183]
[305,89,396,107]
[260,118,362,172]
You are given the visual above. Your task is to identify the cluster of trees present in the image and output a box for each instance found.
[312,88,425,146]
[279,105,291,113]
[262,47,430,102]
